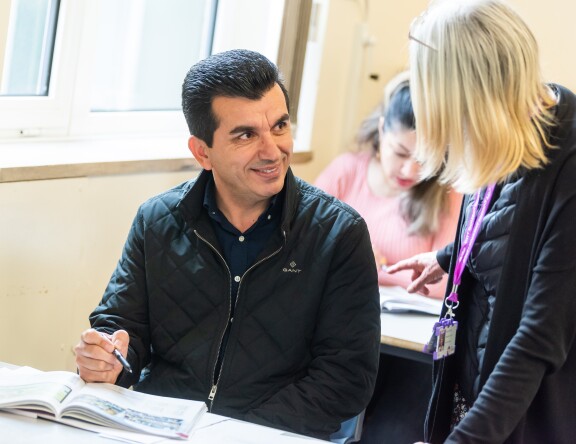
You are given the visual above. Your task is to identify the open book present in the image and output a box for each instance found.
[0,368,207,440]
[379,285,443,316]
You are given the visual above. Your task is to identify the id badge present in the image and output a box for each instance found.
[423,318,458,360]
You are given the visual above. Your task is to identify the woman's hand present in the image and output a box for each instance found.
[386,251,445,296]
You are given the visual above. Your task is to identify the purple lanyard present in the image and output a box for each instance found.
[446,184,496,306]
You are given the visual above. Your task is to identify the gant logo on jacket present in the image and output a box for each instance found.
[283,261,302,274]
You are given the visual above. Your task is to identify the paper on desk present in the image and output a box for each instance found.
[0,366,42,375]
[52,416,167,444]
[189,418,330,443]
[379,285,442,316]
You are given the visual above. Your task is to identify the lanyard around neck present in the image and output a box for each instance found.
[445,184,496,310]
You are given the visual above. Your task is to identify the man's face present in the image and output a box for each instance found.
[193,84,293,210]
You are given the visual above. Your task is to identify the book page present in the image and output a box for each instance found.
[0,371,84,416]
[61,382,207,439]
[379,285,443,315]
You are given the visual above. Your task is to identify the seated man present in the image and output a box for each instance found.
[74,49,380,440]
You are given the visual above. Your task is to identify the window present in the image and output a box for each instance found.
[0,0,324,152]
[89,0,215,112]
[69,0,221,136]
[0,0,59,96]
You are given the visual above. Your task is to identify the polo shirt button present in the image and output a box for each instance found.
[239,235,245,242]
[234,276,241,282]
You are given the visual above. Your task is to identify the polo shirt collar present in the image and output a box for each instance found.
[202,175,283,232]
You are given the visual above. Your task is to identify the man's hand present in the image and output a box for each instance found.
[386,251,446,296]
[74,328,130,383]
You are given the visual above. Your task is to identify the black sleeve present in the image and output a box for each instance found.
[89,206,151,388]
[446,158,576,443]
[437,243,454,272]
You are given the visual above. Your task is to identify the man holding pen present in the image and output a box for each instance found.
[74,49,380,441]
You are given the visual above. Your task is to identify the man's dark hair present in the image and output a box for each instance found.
[182,49,290,147]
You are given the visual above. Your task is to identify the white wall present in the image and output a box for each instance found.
[1,0,575,371]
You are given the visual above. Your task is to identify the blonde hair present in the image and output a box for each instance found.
[356,71,451,236]
[409,0,556,193]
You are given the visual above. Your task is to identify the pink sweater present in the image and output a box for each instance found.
[314,151,461,299]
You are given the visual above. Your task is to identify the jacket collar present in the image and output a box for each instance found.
[176,167,301,235]
[548,84,576,152]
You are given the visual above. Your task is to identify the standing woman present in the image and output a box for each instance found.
[388,0,576,442]
[315,73,460,298]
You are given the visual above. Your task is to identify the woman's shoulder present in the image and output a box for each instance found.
[328,151,371,170]
[314,151,372,198]
[316,151,371,181]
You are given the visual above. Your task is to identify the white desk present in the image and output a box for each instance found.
[0,410,329,443]
[380,312,437,364]
[0,361,329,444]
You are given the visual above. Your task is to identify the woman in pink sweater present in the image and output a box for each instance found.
[315,74,461,299]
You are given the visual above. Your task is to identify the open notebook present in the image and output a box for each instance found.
[0,366,206,440]
[379,285,443,316]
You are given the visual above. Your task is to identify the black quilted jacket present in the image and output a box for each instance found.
[427,85,576,443]
[89,168,381,439]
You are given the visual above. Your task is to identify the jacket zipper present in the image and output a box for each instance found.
[195,229,286,411]
[194,230,232,411]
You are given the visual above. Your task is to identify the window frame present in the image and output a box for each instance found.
[0,0,323,182]
[0,0,83,138]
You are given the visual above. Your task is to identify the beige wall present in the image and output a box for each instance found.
[0,1,11,76]
[293,0,429,182]
[1,0,575,371]
[0,172,193,370]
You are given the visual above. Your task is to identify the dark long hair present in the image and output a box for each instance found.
[356,73,450,236]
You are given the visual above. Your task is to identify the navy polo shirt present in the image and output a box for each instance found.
[203,177,283,313]
[203,177,283,382]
